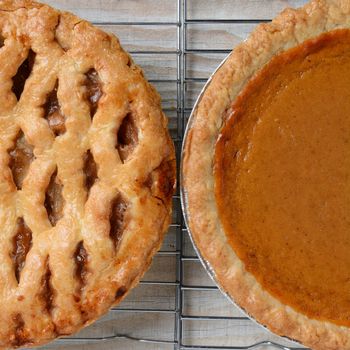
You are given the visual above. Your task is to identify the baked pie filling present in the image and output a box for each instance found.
[214,29,350,326]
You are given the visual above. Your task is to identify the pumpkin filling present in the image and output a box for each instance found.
[214,29,350,326]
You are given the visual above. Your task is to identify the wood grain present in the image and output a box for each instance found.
[186,0,308,20]
[98,24,178,52]
[44,0,177,23]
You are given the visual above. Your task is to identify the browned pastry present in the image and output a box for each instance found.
[183,0,350,349]
[0,0,175,348]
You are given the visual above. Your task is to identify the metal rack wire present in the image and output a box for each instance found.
[43,1,308,349]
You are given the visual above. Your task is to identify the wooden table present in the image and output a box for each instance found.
[40,1,308,350]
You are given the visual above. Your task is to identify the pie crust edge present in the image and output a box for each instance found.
[182,1,350,349]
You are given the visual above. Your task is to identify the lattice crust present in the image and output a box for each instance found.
[0,1,176,348]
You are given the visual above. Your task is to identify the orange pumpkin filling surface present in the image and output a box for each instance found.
[214,29,350,326]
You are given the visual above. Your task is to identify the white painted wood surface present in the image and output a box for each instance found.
[38,1,309,350]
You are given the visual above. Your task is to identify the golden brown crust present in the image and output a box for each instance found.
[182,1,350,349]
[0,0,176,348]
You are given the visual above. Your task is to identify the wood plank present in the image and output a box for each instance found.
[131,53,178,80]
[185,81,206,109]
[167,110,179,139]
[46,306,176,349]
[186,0,308,20]
[142,255,176,283]
[185,53,228,79]
[160,225,178,252]
[49,340,173,350]
[152,82,177,110]
[183,289,247,318]
[44,0,177,23]
[75,312,175,343]
[182,260,216,287]
[182,318,304,348]
[48,312,175,350]
[186,23,256,50]
[118,284,176,311]
[97,24,178,52]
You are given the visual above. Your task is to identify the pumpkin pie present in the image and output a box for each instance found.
[182,1,350,349]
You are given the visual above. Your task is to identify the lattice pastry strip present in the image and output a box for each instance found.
[0,1,176,348]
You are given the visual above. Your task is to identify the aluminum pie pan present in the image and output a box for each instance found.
[179,52,305,350]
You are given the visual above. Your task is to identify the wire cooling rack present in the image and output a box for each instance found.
[41,1,308,349]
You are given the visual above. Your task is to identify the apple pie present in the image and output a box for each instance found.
[0,0,175,348]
